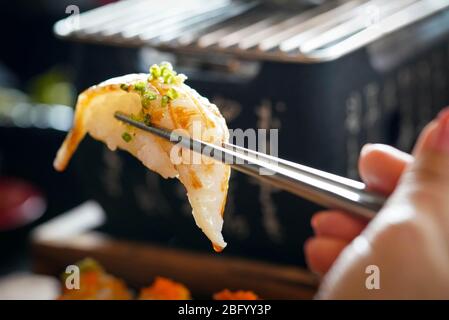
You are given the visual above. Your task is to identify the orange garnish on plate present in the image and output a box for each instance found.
[139,277,191,300]
[213,289,259,300]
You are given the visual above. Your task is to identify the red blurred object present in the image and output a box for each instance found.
[0,178,46,231]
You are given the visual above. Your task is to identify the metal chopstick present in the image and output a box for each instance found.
[115,111,386,219]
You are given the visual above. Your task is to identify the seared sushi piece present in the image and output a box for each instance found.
[58,258,131,300]
[138,277,191,300]
[54,63,230,250]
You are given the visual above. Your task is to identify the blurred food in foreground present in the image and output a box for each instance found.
[57,258,260,300]
[213,289,259,300]
[58,258,132,300]
[139,277,191,300]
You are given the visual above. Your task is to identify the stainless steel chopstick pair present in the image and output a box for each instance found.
[115,111,386,219]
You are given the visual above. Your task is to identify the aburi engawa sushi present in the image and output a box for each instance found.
[54,62,230,250]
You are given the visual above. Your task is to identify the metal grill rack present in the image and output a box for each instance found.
[54,0,449,63]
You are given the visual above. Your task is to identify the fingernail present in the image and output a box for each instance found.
[360,143,373,157]
[311,215,320,230]
[311,213,326,231]
[432,107,449,153]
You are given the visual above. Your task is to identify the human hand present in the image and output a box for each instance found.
[304,143,412,275]
[306,107,449,299]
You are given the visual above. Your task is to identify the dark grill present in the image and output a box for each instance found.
[54,0,449,62]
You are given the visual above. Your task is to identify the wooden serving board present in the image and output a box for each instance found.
[30,202,318,299]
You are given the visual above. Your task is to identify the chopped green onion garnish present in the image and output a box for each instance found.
[145,92,157,100]
[149,62,184,84]
[143,114,151,126]
[161,95,169,107]
[122,132,132,143]
[142,91,157,108]
[160,68,170,78]
[133,82,146,94]
[150,65,161,78]
[160,61,173,71]
[120,84,129,91]
[165,88,179,100]
[164,74,174,84]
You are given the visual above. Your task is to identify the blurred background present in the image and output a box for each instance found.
[0,0,449,299]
